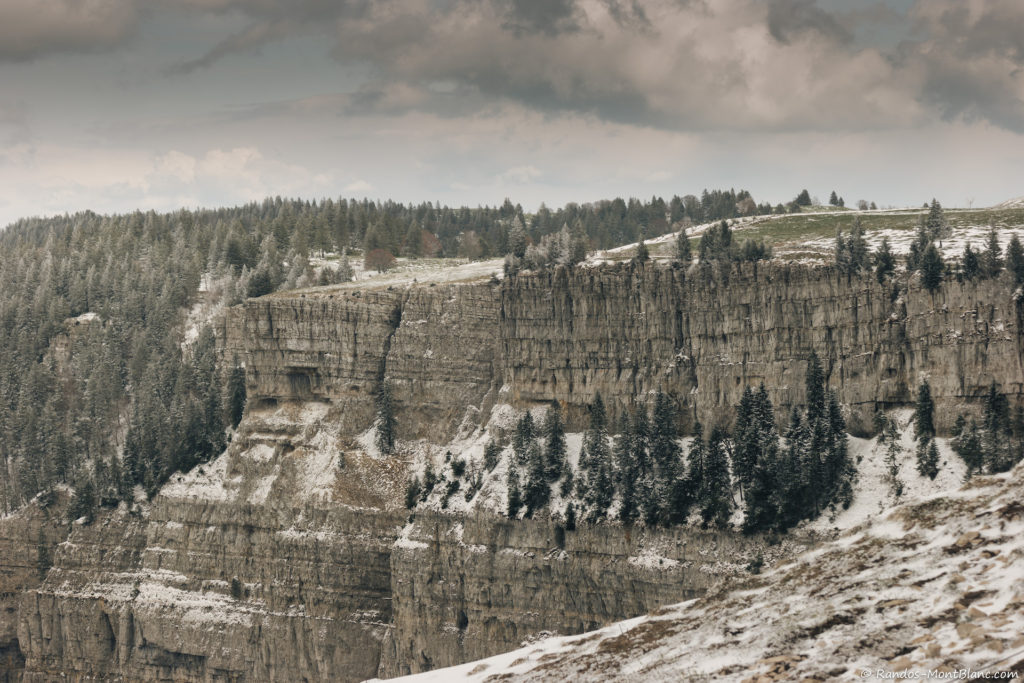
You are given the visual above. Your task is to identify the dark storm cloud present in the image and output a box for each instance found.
[0,0,140,61]
[7,0,1024,135]
[900,0,1024,132]
[767,0,852,44]
[501,0,580,36]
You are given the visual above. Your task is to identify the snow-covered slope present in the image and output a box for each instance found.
[383,462,1024,682]
[994,197,1024,210]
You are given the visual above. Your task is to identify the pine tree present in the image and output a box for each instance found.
[226,356,246,429]
[805,351,826,420]
[375,382,396,454]
[914,380,935,442]
[916,438,939,480]
[483,440,501,471]
[614,415,638,524]
[542,402,566,481]
[699,426,733,529]
[675,227,692,263]
[834,230,850,273]
[829,190,839,206]
[648,391,682,525]
[506,462,522,517]
[732,386,758,497]
[633,239,649,263]
[874,237,895,283]
[1006,234,1024,285]
[523,440,549,515]
[848,218,869,272]
[920,243,944,293]
[962,243,980,280]
[882,414,905,500]
[926,199,950,247]
[982,226,1003,278]
[582,394,614,520]
[513,412,536,464]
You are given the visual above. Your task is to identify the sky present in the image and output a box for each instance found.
[1,0,1023,227]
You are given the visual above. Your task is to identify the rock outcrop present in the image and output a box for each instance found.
[226,264,1023,437]
[382,515,796,677]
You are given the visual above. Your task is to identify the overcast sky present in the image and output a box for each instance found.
[1,0,1023,226]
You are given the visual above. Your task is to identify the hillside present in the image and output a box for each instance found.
[385,461,1024,681]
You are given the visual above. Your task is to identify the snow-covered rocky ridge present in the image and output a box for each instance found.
[384,461,1024,682]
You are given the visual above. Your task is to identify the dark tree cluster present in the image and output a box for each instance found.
[952,383,1024,477]
[833,218,871,275]
[959,227,1024,285]
[0,208,258,518]
[740,353,856,534]
[696,220,772,264]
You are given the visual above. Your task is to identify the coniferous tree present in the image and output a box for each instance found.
[962,243,981,280]
[483,440,501,471]
[805,351,826,420]
[375,382,397,454]
[522,440,549,515]
[982,226,1003,278]
[953,418,984,478]
[849,219,869,270]
[542,402,566,481]
[614,415,639,524]
[874,237,895,283]
[648,391,682,525]
[699,426,733,529]
[732,386,758,498]
[633,239,649,263]
[1006,234,1024,285]
[506,461,522,517]
[916,439,940,480]
[226,356,246,429]
[914,380,935,442]
[741,386,782,534]
[581,394,614,520]
[513,412,536,464]
[676,227,692,263]
[920,243,944,293]
[926,199,950,247]
[829,191,839,206]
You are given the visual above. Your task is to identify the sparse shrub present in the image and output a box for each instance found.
[405,477,421,509]
[451,457,466,478]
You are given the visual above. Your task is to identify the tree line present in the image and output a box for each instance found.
[406,352,856,534]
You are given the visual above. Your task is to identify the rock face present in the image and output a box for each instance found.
[227,264,1023,437]
[9,262,1024,681]
[382,516,793,677]
[0,496,68,683]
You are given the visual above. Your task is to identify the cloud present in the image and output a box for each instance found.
[0,0,140,61]
[767,0,852,44]
[142,0,1023,134]
[499,165,543,184]
[898,0,1024,131]
[344,179,374,193]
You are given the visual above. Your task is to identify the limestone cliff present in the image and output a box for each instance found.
[226,263,1023,437]
[8,262,1023,681]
